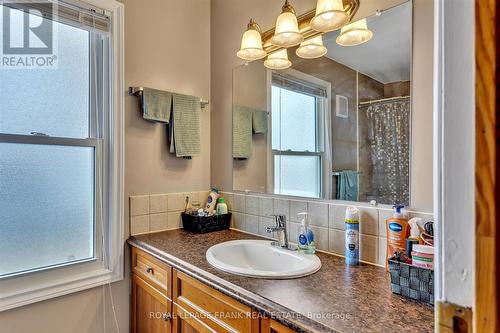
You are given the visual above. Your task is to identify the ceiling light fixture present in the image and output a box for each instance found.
[310,0,349,32]
[296,35,327,59]
[236,19,267,61]
[336,18,373,46]
[264,49,292,70]
[270,0,304,47]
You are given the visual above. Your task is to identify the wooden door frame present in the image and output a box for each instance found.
[475,0,498,331]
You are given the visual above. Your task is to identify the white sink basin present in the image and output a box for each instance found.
[206,240,321,279]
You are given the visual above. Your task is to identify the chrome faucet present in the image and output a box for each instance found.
[266,215,297,251]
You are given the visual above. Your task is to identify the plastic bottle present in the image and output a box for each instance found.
[204,188,219,212]
[344,206,360,265]
[216,197,228,215]
[297,212,315,254]
[385,204,410,269]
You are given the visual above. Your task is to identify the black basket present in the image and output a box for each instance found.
[181,212,231,234]
[388,258,434,306]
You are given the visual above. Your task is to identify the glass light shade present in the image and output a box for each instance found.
[271,11,304,47]
[236,25,266,61]
[336,19,373,46]
[310,0,349,32]
[264,49,292,70]
[296,35,327,59]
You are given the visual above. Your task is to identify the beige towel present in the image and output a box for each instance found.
[171,93,200,157]
[141,87,172,123]
[252,109,268,134]
[233,106,253,159]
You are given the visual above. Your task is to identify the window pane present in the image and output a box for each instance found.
[274,155,320,198]
[0,143,95,276]
[271,86,316,151]
[0,11,90,138]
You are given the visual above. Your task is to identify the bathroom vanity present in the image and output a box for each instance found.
[128,229,433,333]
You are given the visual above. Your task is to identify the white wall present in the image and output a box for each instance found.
[211,0,435,213]
[0,0,211,332]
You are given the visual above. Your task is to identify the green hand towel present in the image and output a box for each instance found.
[337,170,358,201]
[172,93,200,157]
[233,106,253,159]
[142,87,172,123]
[252,109,268,134]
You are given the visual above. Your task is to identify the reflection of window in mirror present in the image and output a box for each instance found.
[270,70,331,199]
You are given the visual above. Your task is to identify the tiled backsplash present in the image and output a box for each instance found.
[221,191,434,267]
[129,191,208,235]
[129,190,434,268]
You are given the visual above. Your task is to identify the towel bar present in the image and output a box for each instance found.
[128,86,209,109]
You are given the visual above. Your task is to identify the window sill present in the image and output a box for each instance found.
[0,265,123,311]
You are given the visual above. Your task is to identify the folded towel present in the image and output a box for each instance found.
[252,109,268,134]
[141,87,172,123]
[171,93,200,157]
[233,106,253,159]
[337,170,358,201]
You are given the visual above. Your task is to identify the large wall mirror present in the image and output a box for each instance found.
[233,1,412,206]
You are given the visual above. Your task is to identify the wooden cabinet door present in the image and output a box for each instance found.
[261,318,297,333]
[131,274,172,333]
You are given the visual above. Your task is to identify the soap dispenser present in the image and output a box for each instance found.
[297,212,315,254]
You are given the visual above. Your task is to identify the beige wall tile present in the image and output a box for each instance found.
[168,193,185,212]
[233,193,246,212]
[308,202,329,227]
[328,204,347,230]
[183,192,200,206]
[149,194,168,214]
[288,222,300,244]
[309,226,328,251]
[245,196,259,215]
[130,195,150,216]
[273,199,290,220]
[328,229,345,255]
[378,237,388,267]
[360,234,378,264]
[130,215,150,235]
[359,207,378,236]
[289,200,307,222]
[258,216,274,238]
[232,212,245,230]
[150,213,168,232]
[167,211,182,229]
[245,214,259,234]
[259,197,273,217]
[378,209,393,237]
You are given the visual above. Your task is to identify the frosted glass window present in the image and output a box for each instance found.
[271,86,316,151]
[274,155,321,197]
[0,143,95,277]
[0,13,90,138]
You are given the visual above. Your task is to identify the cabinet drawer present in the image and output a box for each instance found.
[132,247,172,297]
[173,269,259,333]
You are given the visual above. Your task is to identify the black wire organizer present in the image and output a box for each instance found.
[181,212,231,234]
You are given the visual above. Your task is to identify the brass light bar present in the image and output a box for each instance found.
[261,0,360,54]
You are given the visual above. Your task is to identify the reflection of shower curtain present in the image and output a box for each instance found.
[366,98,410,205]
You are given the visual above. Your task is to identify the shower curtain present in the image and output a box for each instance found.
[365,97,410,205]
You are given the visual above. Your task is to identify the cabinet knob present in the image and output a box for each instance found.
[146,266,154,274]
[162,313,171,321]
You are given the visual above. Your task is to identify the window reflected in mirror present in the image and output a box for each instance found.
[233,1,412,206]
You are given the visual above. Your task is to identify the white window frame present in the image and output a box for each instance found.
[0,0,124,311]
[266,68,332,199]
